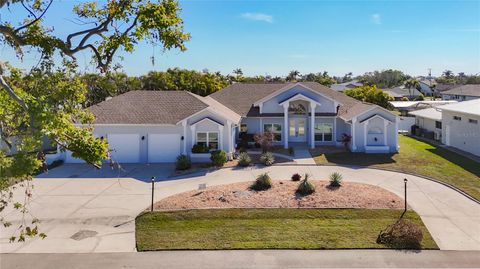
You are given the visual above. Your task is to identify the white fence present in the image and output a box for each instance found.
[398,116,415,133]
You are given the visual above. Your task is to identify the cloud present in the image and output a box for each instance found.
[241,12,273,23]
[371,13,381,25]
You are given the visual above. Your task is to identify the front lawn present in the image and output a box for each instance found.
[136,208,438,250]
[311,135,480,200]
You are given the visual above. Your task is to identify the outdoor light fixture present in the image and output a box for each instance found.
[151,176,156,212]
[141,136,145,140]
[403,178,408,216]
[181,136,184,141]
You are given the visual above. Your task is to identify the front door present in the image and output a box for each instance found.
[289,118,307,142]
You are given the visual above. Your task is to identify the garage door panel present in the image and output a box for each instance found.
[148,134,180,163]
[108,134,140,163]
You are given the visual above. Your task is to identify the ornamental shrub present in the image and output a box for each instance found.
[329,172,343,187]
[192,144,209,153]
[251,172,272,191]
[297,173,315,195]
[210,150,227,167]
[377,219,423,249]
[260,152,275,166]
[175,154,191,170]
[291,173,301,181]
[237,152,251,167]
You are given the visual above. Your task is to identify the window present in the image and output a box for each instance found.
[453,116,462,121]
[263,123,282,141]
[435,121,442,129]
[314,123,333,142]
[240,124,248,133]
[469,119,478,124]
[196,132,218,151]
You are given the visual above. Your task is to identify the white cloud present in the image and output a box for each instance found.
[241,12,274,23]
[371,13,381,25]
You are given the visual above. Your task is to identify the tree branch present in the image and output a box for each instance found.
[14,0,53,33]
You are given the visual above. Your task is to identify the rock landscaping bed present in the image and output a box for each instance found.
[153,180,404,211]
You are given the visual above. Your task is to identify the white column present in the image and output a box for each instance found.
[227,121,232,153]
[384,121,388,146]
[395,117,399,150]
[218,125,223,150]
[310,103,316,149]
[283,103,289,149]
[333,117,337,145]
[182,121,187,154]
[363,121,367,149]
[351,117,357,151]
[190,125,195,153]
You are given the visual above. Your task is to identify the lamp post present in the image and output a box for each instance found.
[151,176,156,212]
[403,178,408,215]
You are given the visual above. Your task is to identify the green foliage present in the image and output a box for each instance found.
[210,150,227,167]
[259,152,275,166]
[175,154,191,170]
[251,173,272,191]
[377,219,423,249]
[401,97,409,101]
[291,173,301,181]
[297,174,315,195]
[192,144,209,153]
[329,172,343,187]
[415,93,425,101]
[237,152,251,167]
[344,85,393,109]
[358,69,409,88]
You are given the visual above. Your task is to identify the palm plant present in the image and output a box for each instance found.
[404,79,420,100]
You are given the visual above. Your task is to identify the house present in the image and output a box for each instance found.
[330,80,363,91]
[409,99,480,156]
[418,79,435,96]
[62,82,399,164]
[440,99,480,157]
[383,86,422,100]
[441,84,480,101]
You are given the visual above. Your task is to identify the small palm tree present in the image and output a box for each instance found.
[404,79,420,100]
[286,70,301,82]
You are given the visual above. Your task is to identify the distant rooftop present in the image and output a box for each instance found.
[409,108,442,121]
[441,84,480,97]
[439,99,480,116]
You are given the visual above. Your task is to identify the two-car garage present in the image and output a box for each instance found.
[65,132,181,164]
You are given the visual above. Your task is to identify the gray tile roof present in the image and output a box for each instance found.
[441,84,480,97]
[89,91,208,124]
[210,82,374,121]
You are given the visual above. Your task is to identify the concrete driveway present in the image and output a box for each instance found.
[1,163,479,253]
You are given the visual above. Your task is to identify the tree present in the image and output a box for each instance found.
[343,85,393,109]
[358,69,408,88]
[404,79,420,100]
[0,0,189,242]
[286,70,301,82]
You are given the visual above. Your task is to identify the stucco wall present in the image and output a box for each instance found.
[442,110,480,156]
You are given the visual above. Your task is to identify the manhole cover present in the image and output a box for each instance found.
[70,230,97,241]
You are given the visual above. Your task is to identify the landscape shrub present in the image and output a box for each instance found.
[250,173,272,191]
[175,154,191,170]
[260,152,275,166]
[401,97,409,101]
[192,144,209,153]
[237,152,251,167]
[291,173,301,181]
[296,174,315,195]
[210,150,228,167]
[329,172,343,187]
[254,132,274,153]
[377,219,423,249]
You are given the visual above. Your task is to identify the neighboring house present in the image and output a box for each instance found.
[409,99,480,156]
[390,100,457,116]
[440,99,480,157]
[62,82,399,164]
[434,83,457,97]
[409,108,443,141]
[441,84,480,101]
[418,80,435,96]
[330,80,363,91]
[383,86,422,100]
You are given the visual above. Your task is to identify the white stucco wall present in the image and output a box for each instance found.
[442,110,480,156]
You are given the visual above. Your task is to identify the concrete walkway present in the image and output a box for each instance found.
[2,250,480,269]
[1,164,479,253]
[291,145,316,164]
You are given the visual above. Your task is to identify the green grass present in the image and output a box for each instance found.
[135,208,438,251]
[312,135,480,200]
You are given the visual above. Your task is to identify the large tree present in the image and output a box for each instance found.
[0,0,189,242]
[343,85,393,110]
[359,69,409,88]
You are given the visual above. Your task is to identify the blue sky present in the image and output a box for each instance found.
[1,0,479,77]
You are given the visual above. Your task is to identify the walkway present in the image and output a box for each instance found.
[1,164,479,253]
[291,144,316,164]
[2,250,480,269]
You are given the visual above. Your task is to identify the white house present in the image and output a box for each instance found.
[442,85,480,101]
[62,82,399,164]
[441,99,480,157]
[409,108,443,141]
[330,80,363,91]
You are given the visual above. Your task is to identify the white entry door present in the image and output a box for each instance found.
[107,134,140,163]
[148,134,181,163]
[289,118,307,142]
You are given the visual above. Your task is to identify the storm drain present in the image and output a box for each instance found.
[70,230,98,241]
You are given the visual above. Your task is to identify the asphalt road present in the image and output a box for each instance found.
[2,250,480,269]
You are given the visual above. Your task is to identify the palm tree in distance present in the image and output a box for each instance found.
[404,79,420,100]
[286,70,301,82]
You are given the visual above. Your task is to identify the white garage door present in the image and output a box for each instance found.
[108,134,140,163]
[148,134,181,163]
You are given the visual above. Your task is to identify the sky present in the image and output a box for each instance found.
[1,0,480,77]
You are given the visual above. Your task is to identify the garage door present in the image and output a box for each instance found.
[148,134,181,163]
[108,134,140,163]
